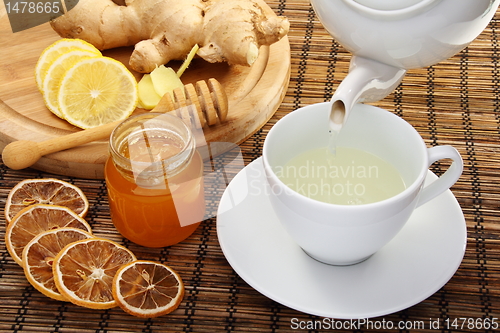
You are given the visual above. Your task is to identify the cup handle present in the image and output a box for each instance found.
[416,146,463,208]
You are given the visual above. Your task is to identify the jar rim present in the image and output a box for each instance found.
[109,112,195,183]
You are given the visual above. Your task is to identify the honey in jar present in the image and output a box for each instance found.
[105,113,205,247]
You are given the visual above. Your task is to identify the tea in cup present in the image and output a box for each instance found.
[262,103,463,265]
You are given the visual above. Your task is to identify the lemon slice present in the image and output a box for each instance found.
[4,178,89,224]
[22,227,94,301]
[112,260,184,318]
[5,204,92,266]
[42,49,101,118]
[35,38,100,90]
[53,238,137,309]
[58,57,138,129]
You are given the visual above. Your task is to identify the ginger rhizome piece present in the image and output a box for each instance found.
[50,0,290,73]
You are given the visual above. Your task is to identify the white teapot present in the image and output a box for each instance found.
[310,0,500,130]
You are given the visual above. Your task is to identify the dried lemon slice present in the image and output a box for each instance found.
[35,38,100,90]
[22,227,94,301]
[4,178,89,224]
[5,204,92,266]
[58,57,138,129]
[112,260,184,318]
[42,49,101,118]
[53,238,136,309]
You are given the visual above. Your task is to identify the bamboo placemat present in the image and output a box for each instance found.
[1,1,500,332]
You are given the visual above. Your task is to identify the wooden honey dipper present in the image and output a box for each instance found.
[2,78,228,170]
[157,78,228,129]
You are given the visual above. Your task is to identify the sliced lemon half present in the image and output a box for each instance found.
[58,57,138,129]
[35,38,100,90]
[42,49,101,118]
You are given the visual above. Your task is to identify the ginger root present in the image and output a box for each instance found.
[50,0,289,73]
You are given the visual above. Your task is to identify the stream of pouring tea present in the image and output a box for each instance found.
[328,128,339,156]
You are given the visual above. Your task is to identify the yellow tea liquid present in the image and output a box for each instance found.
[277,146,406,205]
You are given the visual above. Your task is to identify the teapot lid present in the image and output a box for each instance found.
[343,0,442,20]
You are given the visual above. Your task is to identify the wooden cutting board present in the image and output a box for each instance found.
[0,2,290,179]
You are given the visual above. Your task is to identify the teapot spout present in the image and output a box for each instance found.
[329,56,406,131]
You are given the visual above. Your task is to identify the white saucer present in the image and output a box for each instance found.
[216,158,466,319]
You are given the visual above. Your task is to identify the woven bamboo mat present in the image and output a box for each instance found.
[1,1,500,332]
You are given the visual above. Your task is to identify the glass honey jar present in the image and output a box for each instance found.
[105,113,205,247]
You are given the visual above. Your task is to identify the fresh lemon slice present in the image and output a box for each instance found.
[58,57,138,129]
[35,38,100,90]
[42,49,101,118]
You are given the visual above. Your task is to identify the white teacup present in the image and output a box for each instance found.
[262,103,463,265]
